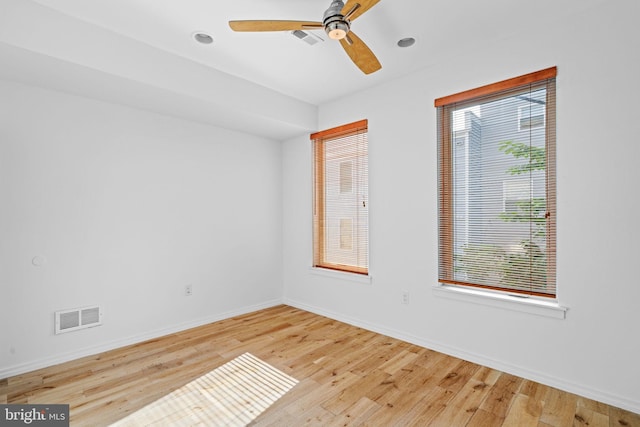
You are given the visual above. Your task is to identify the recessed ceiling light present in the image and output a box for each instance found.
[193,32,214,44]
[397,37,416,48]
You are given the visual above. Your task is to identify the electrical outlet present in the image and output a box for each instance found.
[401,291,409,304]
[185,285,193,296]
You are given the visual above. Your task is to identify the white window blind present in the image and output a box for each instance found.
[436,68,556,297]
[311,120,369,275]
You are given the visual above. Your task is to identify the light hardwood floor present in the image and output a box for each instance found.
[1,305,638,426]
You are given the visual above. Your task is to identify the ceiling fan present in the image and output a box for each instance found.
[229,0,382,75]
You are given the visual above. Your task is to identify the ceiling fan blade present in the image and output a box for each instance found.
[339,31,381,74]
[229,20,323,32]
[341,0,380,22]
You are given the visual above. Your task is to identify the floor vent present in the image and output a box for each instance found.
[291,30,323,45]
[55,305,103,334]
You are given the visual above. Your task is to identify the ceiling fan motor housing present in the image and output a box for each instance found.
[323,0,350,40]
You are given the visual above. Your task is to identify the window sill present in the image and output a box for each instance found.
[309,267,372,285]
[432,283,567,319]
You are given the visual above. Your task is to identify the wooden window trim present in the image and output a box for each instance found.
[437,107,454,282]
[310,119,368,140]
[434,67,557,107]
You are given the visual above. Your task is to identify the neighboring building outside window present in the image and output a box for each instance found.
[311,120,369,275]
[435,68,557,297]
[518,102,545,131]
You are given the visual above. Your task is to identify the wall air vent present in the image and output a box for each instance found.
[291,30,323,45]
[55,305,103,334]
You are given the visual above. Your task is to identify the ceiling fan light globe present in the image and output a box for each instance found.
[325,21,349,40]
[328,28,347,40]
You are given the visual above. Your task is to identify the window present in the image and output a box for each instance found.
[435,67,556,297]
[311,119,369,275]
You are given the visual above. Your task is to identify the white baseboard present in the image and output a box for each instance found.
[0,298,283,379]
[283,298,640,415]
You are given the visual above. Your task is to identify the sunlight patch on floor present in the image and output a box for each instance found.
[112,352,298,426]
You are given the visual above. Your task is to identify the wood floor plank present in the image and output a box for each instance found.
[378,349,420,375]
[1,305,638,426]
[397,386,455,426]
[478,372,523,419]
[572,405,609,427]
[609,406,640,427]
[0,378,7,404]
[321,369,390,415]
[539,387,579,426]
[427,366,501,427]
[437,358,481,394]
[361,387,427,426]
[577,395,610,416]
[279,371,361,419]
[519,379,551,403]
[296,405,336,426]
[466,408,506,427]
[332,396,381,426]
[501,393,542,427]
[247,378,320,426]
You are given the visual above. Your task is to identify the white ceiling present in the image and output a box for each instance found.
[1,0,607,139]
[27,0,434,105]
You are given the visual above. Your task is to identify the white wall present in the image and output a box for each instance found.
[282,2,640,413]
[0,80,283,377]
